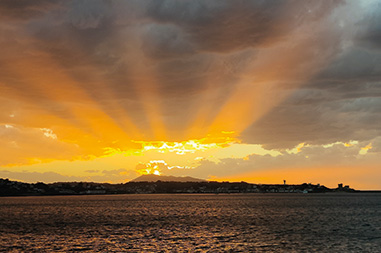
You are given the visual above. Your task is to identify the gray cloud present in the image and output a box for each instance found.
[242,32,381,148]
[356,2,381,51]
[145,0,344,53]
[141,24,195,59]
[242,86,381,149]
[316,48,381,82]
[369,136,381,153]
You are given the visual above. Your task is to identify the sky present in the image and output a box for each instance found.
[0,0,381,189]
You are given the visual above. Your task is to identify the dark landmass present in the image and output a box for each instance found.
[0,177,360,196]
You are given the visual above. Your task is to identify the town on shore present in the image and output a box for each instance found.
[0,177,357,196]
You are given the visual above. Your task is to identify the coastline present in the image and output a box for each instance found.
[0,178,366,197]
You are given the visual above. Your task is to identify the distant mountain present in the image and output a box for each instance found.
[130,174,206,182]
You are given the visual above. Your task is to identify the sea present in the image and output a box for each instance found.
[0,193,380,252]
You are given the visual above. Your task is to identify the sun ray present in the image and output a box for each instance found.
[185,55,236,140]
[206,24,336,138]
[123,34,167,140]
[2,48,145,155]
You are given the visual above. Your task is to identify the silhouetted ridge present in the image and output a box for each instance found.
[0,178,361,196]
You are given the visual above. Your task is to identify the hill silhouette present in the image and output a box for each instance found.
[130,174,206,182]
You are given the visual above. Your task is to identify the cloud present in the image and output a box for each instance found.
[239,1,381,149]
[135,160,191,176]
[0,0,60,22]
[316,48,381,82]
[368,136,381,153]
[145,0,344,53]
[242,46,381,149]
[242,91,381,149]
[68,0,113,29]
[141,23,195,59]
[355,1,381,51]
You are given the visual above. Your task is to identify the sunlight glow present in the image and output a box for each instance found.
[359,143,372,155]
[287,143,307,154]
[40,128,58,140]
[133,139,233,155]
[136,160,192,175]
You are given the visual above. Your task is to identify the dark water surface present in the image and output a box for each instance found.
[0,193,380,252]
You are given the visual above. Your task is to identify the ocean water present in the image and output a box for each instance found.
[0,193,380,252]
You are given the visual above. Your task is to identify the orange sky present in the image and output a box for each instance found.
[1,1,381,189]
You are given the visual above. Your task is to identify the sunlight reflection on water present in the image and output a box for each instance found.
[1,193,381,252]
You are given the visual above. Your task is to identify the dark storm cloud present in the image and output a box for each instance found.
[242,66,381,149]
[316,48,381,83]
[242,41,381,149]
[356,3,381,51]
[239,1,381,149]
[30,0,122,77]
[242,93,381,149]
[145,0,344,53]
[141,24,195,59]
